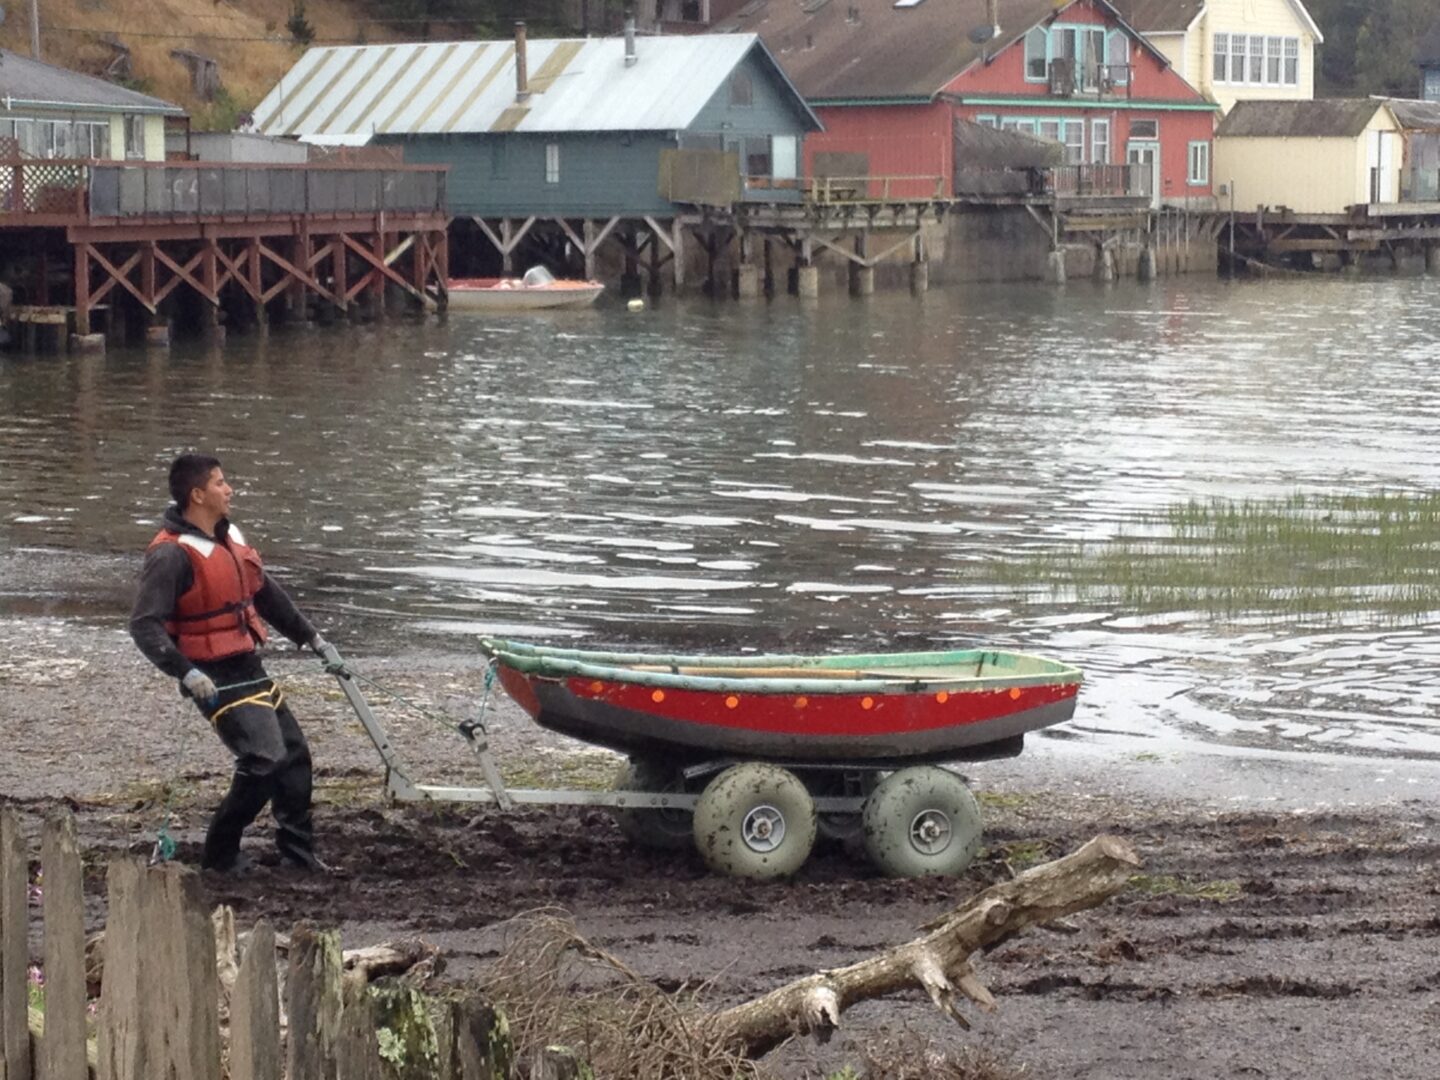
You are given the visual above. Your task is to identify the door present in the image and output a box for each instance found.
[1127,141,1160,208]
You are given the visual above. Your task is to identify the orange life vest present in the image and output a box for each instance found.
[148,523,268,662]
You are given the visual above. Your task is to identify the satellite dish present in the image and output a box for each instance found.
[967,23,997,44]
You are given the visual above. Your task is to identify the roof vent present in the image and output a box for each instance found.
[624,14,638,66]
[515,22,530,102]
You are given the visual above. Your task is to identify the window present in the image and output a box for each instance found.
[1188,140,1210,185]
[1025,27,1047,81]
[1248,35,1264,83]
[772,135,798,180]
[1266,37,1282,85]
[1038,118,1062,144]
[1130,118,1158,139]
[1063,120,1085,164]
[1106,31,1129,85]
[729,72,754,107]
[1284,38,1299,86]
[124,114,145,159]
[1001,117,1037,134]
[975,115,998,128]
[1091,117,1111,164]
[544,142,560,184]
[744,137,771,177]
[1213,33,1229,83]
[1229,34,1246,83]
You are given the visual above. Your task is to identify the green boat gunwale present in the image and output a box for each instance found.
[482,639,1084,696]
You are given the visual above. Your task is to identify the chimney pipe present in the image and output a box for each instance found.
[624,14,638,66]
[988,0,1000,36]
[515,21,530,101]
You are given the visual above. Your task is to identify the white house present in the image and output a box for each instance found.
[1117,0,1323,112]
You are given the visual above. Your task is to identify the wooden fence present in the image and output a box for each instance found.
[0,806,582,1080]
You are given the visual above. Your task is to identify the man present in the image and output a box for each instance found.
[130,453,329,874]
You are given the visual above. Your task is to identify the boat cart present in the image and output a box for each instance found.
[323,642,1077,881]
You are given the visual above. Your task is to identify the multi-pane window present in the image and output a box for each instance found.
[1025,27,1047,81]
[1105,32,1129,84]
[975,115,999,128]
[1248,34,1265,83]
[1063,120,1085,164]
[1188,140,1210,186]
[544,142,560,184]
[1091,118,1111,164]
[1230,34,1247,83]
[1215,32,1301,86]
[0,116,111,158]
[124,114,145,159]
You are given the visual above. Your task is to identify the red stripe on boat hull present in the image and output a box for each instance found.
[496,667,1079,765]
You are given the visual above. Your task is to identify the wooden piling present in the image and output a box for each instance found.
[1,806,32,1080]
[229,923,280,1080]
[335,984,380,1080]
[447,996,510,1080]
[39,814,85,1080]
[96,859,142,1080]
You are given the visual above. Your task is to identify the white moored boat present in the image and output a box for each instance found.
[447,266,604,311]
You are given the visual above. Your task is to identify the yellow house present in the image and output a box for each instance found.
[1118,0,1322,112]
[1214,99,1402,214]
[0,47,183,162]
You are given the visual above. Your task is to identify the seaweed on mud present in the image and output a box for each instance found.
[477,907,768,1079]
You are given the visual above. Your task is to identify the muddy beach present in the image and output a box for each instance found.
[3,616,1438,1079]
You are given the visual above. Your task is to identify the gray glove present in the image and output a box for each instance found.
[311,634,346,675]
[182,668,218,705]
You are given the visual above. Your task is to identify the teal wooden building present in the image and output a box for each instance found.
[252,30,821,218]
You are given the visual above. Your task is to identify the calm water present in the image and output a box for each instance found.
[3,277,1440,759]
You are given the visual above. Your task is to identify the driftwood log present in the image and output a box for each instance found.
[711,834,1141,1057]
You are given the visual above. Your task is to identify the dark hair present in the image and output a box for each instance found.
[168,454,222,508]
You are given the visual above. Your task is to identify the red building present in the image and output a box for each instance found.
[726,0,1218,207]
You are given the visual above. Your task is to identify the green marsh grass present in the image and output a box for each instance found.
[984,492,1440,622]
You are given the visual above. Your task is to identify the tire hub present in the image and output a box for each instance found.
[742,804,787,853]
[908,809,953,855]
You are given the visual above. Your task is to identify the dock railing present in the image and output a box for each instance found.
[805,174,947,204]
[0,157,448,223]
[1046,163,1143,199]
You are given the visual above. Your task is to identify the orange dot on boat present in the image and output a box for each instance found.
[935,691,949,703]
[861,697,874,710]
[794,697,808,708]
[1009,688,1022,700]
[590,681,604,693]
[651,690,665,703]
[726,695,739,709]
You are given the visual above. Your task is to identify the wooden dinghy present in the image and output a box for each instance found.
[447,265,603,310]
[483,639,1082,767]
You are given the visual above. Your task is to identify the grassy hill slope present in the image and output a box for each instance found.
[0,0,396,127]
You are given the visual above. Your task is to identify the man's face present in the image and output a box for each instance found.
[192,468,233,518]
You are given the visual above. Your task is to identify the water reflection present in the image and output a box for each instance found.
[3,278,1439,758]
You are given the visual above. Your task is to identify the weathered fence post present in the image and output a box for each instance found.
[447,997,511,1080]
[96,859,143,1080]
[229,922,280,1080]
[40,812,86,1080]
[335,983,380,1080]
[96,859,221,1080]
[1,806,32,1080]
[287,927,342,1080]
[530,1046,585,1080]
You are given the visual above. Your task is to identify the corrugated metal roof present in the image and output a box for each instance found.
[0,47,184,114]
[1216,99,1389,138]
[254,33,815,140]
[1382,97,1440,131]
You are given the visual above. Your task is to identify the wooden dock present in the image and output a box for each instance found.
[1,157,451,349]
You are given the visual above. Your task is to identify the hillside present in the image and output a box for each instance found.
[0,0,397,127]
